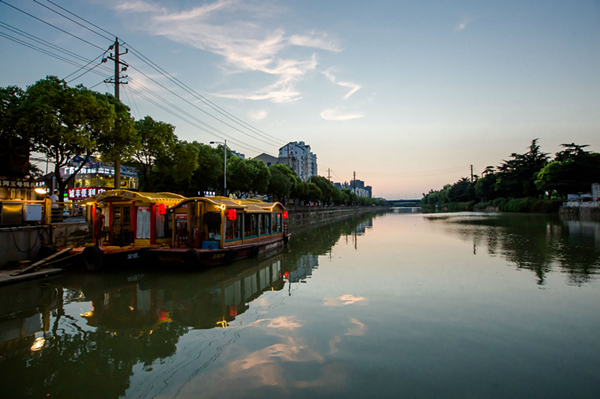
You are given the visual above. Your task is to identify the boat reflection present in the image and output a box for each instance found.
[67,254,285,334]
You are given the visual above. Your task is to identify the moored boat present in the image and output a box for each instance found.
[72,190,290,271]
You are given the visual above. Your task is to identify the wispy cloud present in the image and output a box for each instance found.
[113,0,339,103]
[324,294,368,306]
[320,108,365,122]
[321,68,361,99]
[455,16,475,32]
[248,109,269,120]
[249,316,303,330]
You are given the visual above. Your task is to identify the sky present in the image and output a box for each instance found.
[1,0,599,199]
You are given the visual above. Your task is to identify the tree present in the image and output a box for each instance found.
[311,176,335,205]
[94,93,140,189]
[153,140,199,193]
[227,157,271,197]
[535,143,600,197]
[190,142,222,197]
[132,116,177,191]
[0,85,31,177]
[268,164,293,202]
[496,139,548,198]
[21,76,114,200]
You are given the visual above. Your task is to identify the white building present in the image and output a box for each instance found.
[278,142,317,182]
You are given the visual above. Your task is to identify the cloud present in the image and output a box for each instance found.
[248,109,269,120]
[321,68,361,99]
[113,0,339,103]
[249,316,303,330]
[320,108,365,121]
[457,21,467,31]
[323,294,368,306]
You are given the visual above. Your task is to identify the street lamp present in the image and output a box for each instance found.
[210,140,227,197]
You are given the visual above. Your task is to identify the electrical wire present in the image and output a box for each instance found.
[62,51,107,80]
[33,0,113,41]
[127,84,270,155]
[21,0,287,148]
[0,0,106,50]
[124,44,287,146]
[66,61,106,83]
[127,64,280,148]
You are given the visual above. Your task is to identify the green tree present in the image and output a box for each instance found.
[190,142,222,196]
[535,143,600,197]
[311,176,335,205]
[268,164,293,202]
[132,116,177,191]
[227,157,271,197]
[154,140,199,193]
[94,93,140,189]
[496,139,548,198]
[21,76,114,199]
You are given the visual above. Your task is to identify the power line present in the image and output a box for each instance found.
[66,60,106,83]
[128,78,270,154]
[32,0,112,41]
[45,0,116,38]
[62,50,107,80]
[124,43,287,146]
[127,64,280,148]
[124,84,141,119]
[0,0,106,50]
[127,84,270,155]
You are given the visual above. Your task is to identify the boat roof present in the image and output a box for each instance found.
[81,190,186,205]
[174,196,285,212]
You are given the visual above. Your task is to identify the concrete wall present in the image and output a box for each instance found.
[53,221,91,247]
[287,206,388,230]
[0,226,51,268]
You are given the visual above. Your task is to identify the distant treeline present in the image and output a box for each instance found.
[1,76,385,206]
[421,139,600,213]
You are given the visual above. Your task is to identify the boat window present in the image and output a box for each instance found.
[226,215,242,241]
[205,212,221,241]
[244,213,258,238]
[136,206,151,239]
[272,213,282,234]
[260,214,271,236]
[156,208,172,239]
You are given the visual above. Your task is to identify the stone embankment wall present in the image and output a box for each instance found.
[560,202,600,221]
[287,206,388,231]
[0,222,91,269]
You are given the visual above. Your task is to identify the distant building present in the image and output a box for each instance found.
[230,150,245,159]
[333,179,372,198]
[254,153,281,167]
[278,141,317,182]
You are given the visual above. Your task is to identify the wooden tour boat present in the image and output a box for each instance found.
[73,190,290,271]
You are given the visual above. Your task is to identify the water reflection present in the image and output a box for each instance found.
[0,252,286,399]
[425,213,600,286]
[3,210,598,398]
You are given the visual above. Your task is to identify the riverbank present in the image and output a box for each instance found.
[286,205,390,231]
[422,198,564,214]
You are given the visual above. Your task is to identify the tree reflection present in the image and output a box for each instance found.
[0,253,287,399]
[426,213,600,286]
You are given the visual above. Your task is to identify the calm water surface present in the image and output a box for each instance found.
[1,211,600,398]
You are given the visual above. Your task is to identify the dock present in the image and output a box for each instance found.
[0,267,64,286]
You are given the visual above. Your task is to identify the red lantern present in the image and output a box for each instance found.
[227,209,237,220]
[283,211,288,219]
[284,271,289,279]
[158,204,166,215]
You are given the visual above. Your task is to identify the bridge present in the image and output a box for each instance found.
[386,199,421,207]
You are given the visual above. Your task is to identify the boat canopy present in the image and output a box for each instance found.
[170,196,285,213]
[81,190,185,206]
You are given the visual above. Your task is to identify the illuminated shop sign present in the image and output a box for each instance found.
[67,187,109,200]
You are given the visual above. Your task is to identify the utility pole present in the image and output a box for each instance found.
[104,38,128,190]
[327,168,331,182]
[470,165,474,182]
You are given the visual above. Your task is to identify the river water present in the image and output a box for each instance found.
[1,210,599,398]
